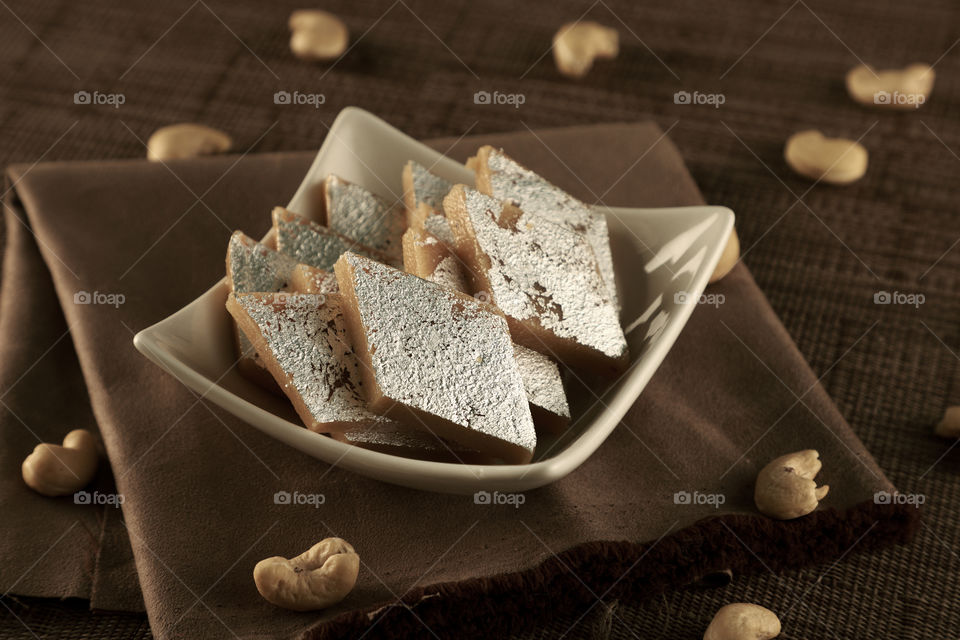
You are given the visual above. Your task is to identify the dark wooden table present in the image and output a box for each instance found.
[2,0,959,636]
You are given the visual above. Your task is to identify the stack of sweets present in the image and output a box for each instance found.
[223,149,629,464]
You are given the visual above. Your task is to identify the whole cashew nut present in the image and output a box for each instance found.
[552,21,619,78]
[254,537,359,611]
[784,130,868,185]
[709,228,740,283]
[289,10,349,61]
[754,450,829,519]
[22,429,98,497]
[146,124,232,162]
[846,63,934,109]
[704,603,781,640]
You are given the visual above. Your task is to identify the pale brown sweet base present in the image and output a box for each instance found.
[465,154,481,174]
[401,227,475,294]
[373,399,532,464]
[443,186,628,375]
[401,162,424,229]
[401,227,456,280]
[469,147,501,199]
[289,263,339,295]
[401,227,431,279]
[334,254,533,464]
[226,293,400,434]
[406,202,438,238]
[326,432,500,464]
[508,315,628,375]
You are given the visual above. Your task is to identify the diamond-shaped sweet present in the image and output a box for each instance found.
[470,145,619,310]
[334,252,536,463]
[324,175,405,260]
[273,207,388,270]
[226,291,400,433]
[444,185,628,373]
[402,160,455,245]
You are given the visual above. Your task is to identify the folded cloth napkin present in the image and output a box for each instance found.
[0,123,919,639]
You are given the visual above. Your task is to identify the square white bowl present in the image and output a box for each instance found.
[133,107,734,494]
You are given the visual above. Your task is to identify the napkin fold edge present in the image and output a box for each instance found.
[307,500,919,640]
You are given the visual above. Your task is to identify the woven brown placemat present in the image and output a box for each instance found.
[1,0,958,637]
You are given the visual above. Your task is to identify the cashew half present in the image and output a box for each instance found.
[709,228,740,283]
[846,63,934,109]
[704,603,781,640]
[935,406,960,438]
[289,10,349,61]
[146,124,232,162]
[553,21,618,78]
[754,450,829,519]
[254,537,359,611]
[22,429,98,497]
[784,130,868,185]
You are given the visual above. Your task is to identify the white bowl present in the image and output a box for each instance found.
[133,107,734,494]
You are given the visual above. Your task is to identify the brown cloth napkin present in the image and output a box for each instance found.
[1,123,918,639]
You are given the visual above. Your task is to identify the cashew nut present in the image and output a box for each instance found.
[846,63,934,109]
[289,10,349,61]
[754,450,829,519]
[784,130,868,185]
[709,228,740,283]
[22,429,98,497]
[254,537,359,611]
[146,124,232,162]
[704,603,781,640]
[553,21,618,78]
[935,406,960,438]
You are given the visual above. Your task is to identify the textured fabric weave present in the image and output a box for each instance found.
[0,0,955,637]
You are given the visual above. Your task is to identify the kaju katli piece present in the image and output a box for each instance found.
[227,291,402,434]
[323,174,406,260]
[226,230,300,389]
[334,252,537,463]
[401,226,571,432]
[444,185,628,374]
[469,145,619,310]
